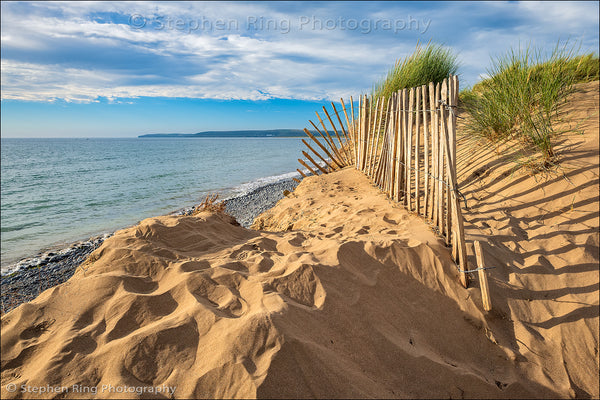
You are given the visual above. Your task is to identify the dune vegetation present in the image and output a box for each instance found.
[460,42,599,170]
[370,40,598,171]
[370,41,459,103]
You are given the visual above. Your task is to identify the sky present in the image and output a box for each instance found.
[1,1,598,138]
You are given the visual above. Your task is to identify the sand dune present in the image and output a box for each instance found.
[454,81,600,398]
[1,82,598,399]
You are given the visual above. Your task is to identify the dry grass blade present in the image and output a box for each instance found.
[193,193,226,214]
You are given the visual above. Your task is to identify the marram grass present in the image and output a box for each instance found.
[371,42,459,102]
[461,41,598,169]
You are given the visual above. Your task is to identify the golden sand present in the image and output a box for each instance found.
[1,82,598,399]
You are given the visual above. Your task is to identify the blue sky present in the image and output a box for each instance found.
[1,1,598,137]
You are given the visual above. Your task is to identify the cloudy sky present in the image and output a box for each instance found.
[1,1,598,137]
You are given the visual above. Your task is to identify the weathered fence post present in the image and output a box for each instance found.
[474,241,492,311]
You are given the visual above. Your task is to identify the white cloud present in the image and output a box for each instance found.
[1,1,598,102]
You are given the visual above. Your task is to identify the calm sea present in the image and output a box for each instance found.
[1,137,306,272]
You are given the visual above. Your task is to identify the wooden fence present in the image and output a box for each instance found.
[297,75,470,288]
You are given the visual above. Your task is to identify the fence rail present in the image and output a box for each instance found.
[297,75,471,288]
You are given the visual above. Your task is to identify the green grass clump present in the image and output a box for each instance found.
[565,53,599,83]
[371,42,459,102]
[461,42,598,168]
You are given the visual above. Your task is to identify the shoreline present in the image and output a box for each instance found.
[0,177,300,314]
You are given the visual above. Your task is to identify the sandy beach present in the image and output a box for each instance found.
[1,81,598,398]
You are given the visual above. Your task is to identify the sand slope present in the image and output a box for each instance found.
[1,82,598,399]
[455,81,600,398]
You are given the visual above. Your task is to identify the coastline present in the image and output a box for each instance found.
[0,177,300,314]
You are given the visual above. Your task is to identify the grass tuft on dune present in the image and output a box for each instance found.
[371,41,459,103]
[460,41,599,170]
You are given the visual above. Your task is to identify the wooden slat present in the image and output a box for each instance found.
[323,105,351,165]
[298,158,318,176]
[368,98,383,177]
[448,79,457,257]
[302,139,336,171]
[441,79,452,244]
[390,106,395,194]
[352,96,358,168]
[390,90,397,199]
[350,96,355,128]
[340,98,355,164]
[355,95,361,168]
[396,90,403,201]
[315,112,347,166]
[296,168,307,178]
[365,98,378,175]
[400,88,408,203]
[387,94,397,193]
[436,82,444,235]
[439,79,468,288]
[372,99,387,178]
[382,97,390,192]
[428,82,436,221]
[357,95,363,169]
[365,95,372,171]
[364,97,373,175]
[340,98,352,139]
[415,85,421,215]
[474,241,492,311]
[309,118,340,164]
[406,88,414,211]
[422,85,430,219]
[303,128,343,169]
[450,77,459,251]
[332,102,349,141]
[302,150,328,174]
[392,91,402,200]
[361,95,370,171]
[293,177,301,183]
[452,231,458,260]
[371,98,384,176]
[383,104,391,193]
[332,102,353,164]
[450,75,468,281]
[374,122,389,187]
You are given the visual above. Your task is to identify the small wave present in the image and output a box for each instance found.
[224,170,302,200]
[1,263,23,277]
[1,221,43,233]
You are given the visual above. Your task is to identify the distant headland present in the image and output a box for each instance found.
[138,129,311,138]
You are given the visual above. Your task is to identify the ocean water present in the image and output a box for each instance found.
[1,137,307,271]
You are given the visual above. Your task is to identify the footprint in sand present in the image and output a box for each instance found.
[288,232,307,247]
[355,226,370,235]
[230,244,259,260]
[123,321,198,385]
[121,276,159,294]
[266,264,325,309]
[179,259,211,272]
[186,275,248,318]
[216,261,248,272]
[383,215,399,225]
[105,292,178,341]
[19,319,55,340]
[245,253,276,274]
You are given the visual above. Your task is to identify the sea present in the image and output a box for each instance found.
[0,137,307,273]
